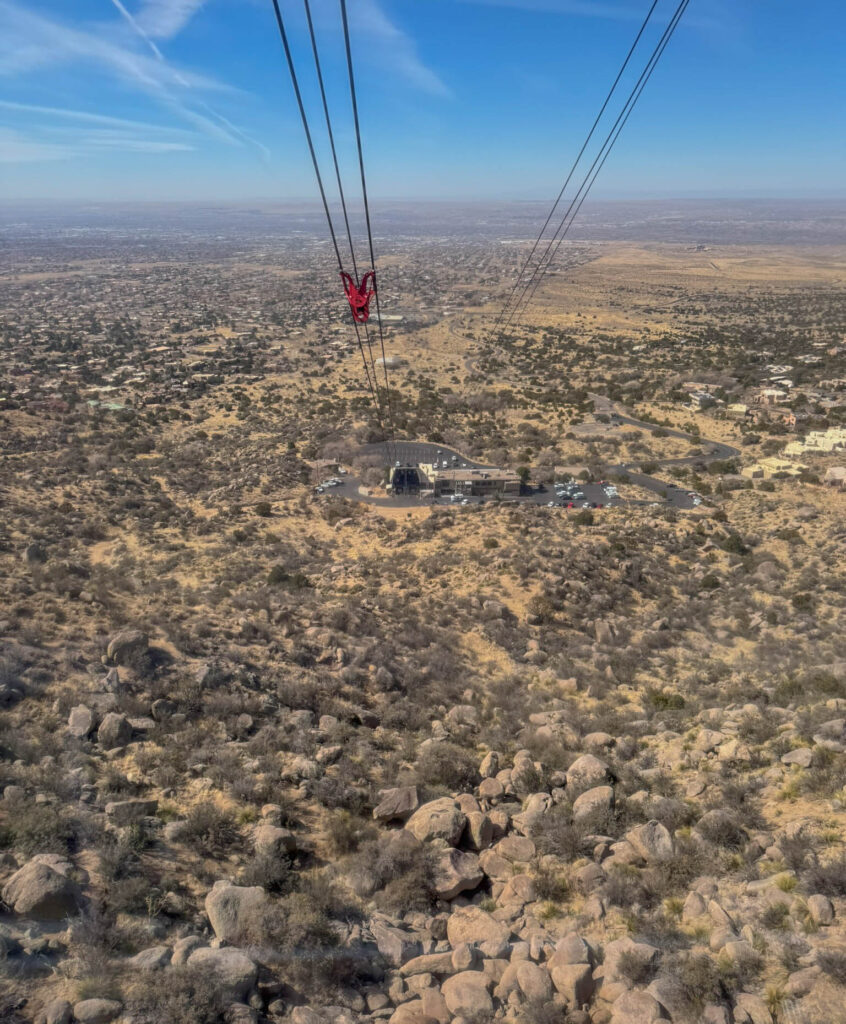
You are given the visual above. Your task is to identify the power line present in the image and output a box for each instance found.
[301,0,385,440]
[269,0,392,460]
[513,0,691,323]
[490,0,662,339]
[492,0,691,341]
[340,0,398,462]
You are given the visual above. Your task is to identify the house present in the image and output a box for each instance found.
[741,457,808,480]
[754,388,788,406]
[726,403,750,419]
[785,428,846,456]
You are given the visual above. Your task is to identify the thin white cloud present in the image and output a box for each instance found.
[356,0,451,97]
[108,0,270,159]
[77,129,194,152]
[0,0,249,154]
[0,98,192,134]
[135,0,208,40]
[0,126,70,162]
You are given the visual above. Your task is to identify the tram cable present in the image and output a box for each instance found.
[269,0,395,463]
[492,0,691,340]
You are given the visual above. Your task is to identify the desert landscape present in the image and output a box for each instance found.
[1,200,845,1024]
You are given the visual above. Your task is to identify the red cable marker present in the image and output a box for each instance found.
[340,270,375,323]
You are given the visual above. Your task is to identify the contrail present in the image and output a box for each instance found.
[108,0,270,160]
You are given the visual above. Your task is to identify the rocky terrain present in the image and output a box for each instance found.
[1,220,845,1024]
[1,477,846,1024]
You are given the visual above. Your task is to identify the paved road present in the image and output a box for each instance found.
[588,392,740,507]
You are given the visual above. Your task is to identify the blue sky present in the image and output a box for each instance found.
[1,0,844,200]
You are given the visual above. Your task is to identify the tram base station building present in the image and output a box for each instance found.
[389,463,521,498]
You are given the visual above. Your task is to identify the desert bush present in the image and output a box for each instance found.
[180,802,241,856]
[239,853,297,895]
[817,949,846,985]
[530,805,589,861]
[696,810,748,849]
[532,863,570,902]
[805,850,846,897]
[0,800,78,857]
[325,810,375,856]
[414,742,478,794]
[127,965,227,1024]
[666,952,723,1011]
[617,947,659,986]
[349,837,438,913]
[260,877,371,991]
[760,901,791,930]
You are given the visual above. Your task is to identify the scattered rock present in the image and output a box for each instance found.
[127,945,172,970]
[67,705,97,739]
[405,798,466,846]
[72,1000,122,1024]
[40,1000,72,1024]
[373,786,419,823]
[625,820,674,862]
[431,848,483,900]
[96,712,132,750]
[205,881,269,944]
[781,748,814,768]
[106,629,148,667]
[2,857,82,919]
[573,785,614,822]
[441,971,493,1017]
[807,893,834,925]
[186,947,258,999]
[105,798,157,825]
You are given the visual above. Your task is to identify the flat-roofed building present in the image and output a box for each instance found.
[742,457,808,480]
[433,467,521,497]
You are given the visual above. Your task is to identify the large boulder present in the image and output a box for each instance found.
[625,820,675,863]
[610,991,669,1023]
[446,905,510,958]
[253,823,297,858]
[405,798,466,846]
[97,712,132,750]
[441,971,493,1017]
[72,1000,122,1024]
[573,785,614,823]
[105,799,157,825]
[106,629,148,667]
[186,947,258,999]
[371,919,422,967]
[431,848,483,900]
[2,857,82,919]
[733,993,773,1024]
[39,1000,72,1024]
[603,937,660,986]
[127,945,172,971]
[566,754,612,795]
[205,880,268,944]
[373,786,419,823]
[68,705,97,739]
[516,961,553,1001]
[550,962,594,1007]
